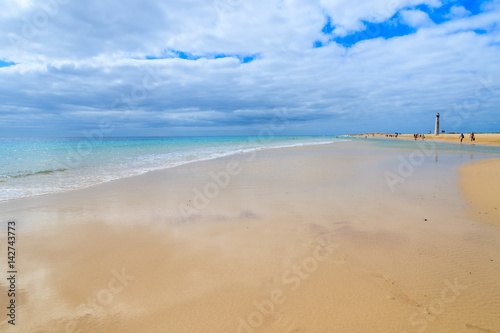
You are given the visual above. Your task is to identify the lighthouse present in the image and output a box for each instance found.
[435,113,440,135]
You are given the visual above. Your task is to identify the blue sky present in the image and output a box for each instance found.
[1,0,499,136]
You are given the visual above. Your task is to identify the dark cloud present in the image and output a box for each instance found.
[1,0,499,136]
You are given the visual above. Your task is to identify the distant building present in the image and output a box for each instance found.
[435,113,440,135]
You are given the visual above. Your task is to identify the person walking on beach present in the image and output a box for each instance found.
[460,133,464,143]
[470,132,475,142]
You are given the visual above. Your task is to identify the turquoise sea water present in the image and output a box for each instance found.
[349,136,500,155]
[1,136,500,202]
[0,136,343,201]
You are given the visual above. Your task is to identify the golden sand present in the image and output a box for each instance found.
[400,133,500,146]
[354,133,500,146]
[1,142,500,332]
[459,158,500,227]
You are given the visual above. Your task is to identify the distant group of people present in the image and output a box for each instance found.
[460,132,475,143]
[361,132,477,144]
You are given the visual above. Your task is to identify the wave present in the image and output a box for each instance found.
[2,168,68,180]
[0,137,346,201]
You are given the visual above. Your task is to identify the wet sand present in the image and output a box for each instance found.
[355,133,500,146]
[459,157,500,228]
[400,133,500,146]
[1,141,500,332]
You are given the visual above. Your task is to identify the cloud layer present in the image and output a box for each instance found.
[1,0,499,136]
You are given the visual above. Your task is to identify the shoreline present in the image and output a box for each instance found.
[4,134,500,205]
[0,138,349,204]
[350,133,500,146]
[1,141,500,332]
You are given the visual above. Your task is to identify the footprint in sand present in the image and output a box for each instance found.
[465,323,496,332]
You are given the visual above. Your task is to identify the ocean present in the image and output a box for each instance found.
[0,136,343,201]
[2,135,500,202]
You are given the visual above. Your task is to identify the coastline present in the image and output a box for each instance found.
[351,133,500,146]
[1,141,500,332]
[0,136,347,203]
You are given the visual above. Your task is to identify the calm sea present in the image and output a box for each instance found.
[2,136,500,202]
[0,136,344,201]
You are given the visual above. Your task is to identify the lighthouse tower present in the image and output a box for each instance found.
[435,113,440,135]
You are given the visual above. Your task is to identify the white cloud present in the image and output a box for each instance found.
[446,5,472,19]
[320,0,441,35]
[399,9,433,27]
[0,0,499,136]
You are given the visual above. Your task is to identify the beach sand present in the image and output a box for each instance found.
[355,133,500,146]
[459,158,500,228]
[400,133,500,146]
[1,141,500,332]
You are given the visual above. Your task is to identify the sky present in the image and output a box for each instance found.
[1,0,499,137]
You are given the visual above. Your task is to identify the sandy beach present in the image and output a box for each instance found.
[459,158,500,228]
[1,141,500,332]
[3,0,500,331]
[353,133,500,146]
[400,133,500,146]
